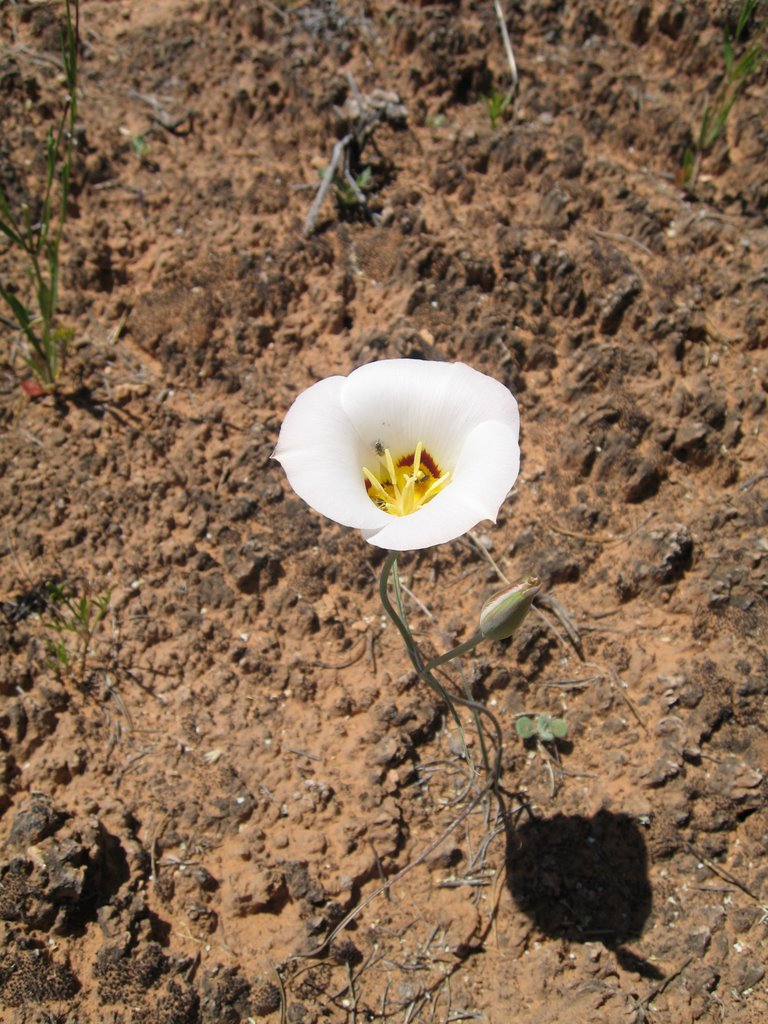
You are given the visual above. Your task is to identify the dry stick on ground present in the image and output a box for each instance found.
[742,467,768,492]
[127,88,191,134]
[590,228,654,258]
[310,631,369,669]
[549,511,655,546]
[303,76,407,236]
[639,957,694,1015]
[273,962,288,1024]
[593,662,648,735]
[329,947,386,1002]
[536,592,584,658]
[302,133,353,237]
[684,841,763,903]
[492,0,519,99]
[289,782,496,961]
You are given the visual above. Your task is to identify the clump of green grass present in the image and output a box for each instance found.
[320,164,374,210]
[681,0,765,188]
[481,86,512,130]
[0,0,80,391]
[44,580,112,686]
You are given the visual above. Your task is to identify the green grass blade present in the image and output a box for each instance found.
[723,26,735,74]
[0,283,33,331]
[736,0,758,40]
[0,217,23,247]
[734,44,763,81]
[0,187,24,245]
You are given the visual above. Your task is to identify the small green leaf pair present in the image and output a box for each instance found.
[515,714,568,742]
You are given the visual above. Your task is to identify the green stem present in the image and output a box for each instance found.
[379,552,464,732]
[427,622,494,774]
[379,552,504,789]
[425,630,484,671]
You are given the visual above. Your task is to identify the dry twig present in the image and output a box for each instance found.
[302,133,353,237]
[492,0,519,99]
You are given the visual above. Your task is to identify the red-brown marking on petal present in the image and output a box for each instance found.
[397,449,441,477]
[421,450,441,478]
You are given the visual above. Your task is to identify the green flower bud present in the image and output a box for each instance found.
[479,575,540,641]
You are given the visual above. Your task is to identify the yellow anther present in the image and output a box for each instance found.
[363,466,390,502]
[422,471,451,502]
[385,448,397,490]
[362,442,450,517]
[413,441,423,476]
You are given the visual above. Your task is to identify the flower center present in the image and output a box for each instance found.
[362,441,451,517]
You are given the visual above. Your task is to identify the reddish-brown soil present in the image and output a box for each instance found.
[1,1,767,1022]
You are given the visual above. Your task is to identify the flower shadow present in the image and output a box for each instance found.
[505,809,663,980]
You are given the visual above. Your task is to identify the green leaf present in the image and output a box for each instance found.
[734,45,762,82]
[681,146,696,185]
[0,283,32,330]
[37,278,53,324]
[550,717,569,739]
[46,636,71,668]
[723,26,735,74]
[0,218,23,246]
[698,103,713,149]
[515,716,535,740]
[536,714,554,742]
[736,0,758,40]
[0,188,24,246]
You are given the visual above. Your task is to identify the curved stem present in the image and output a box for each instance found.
[379,552,464,732]
[425,630,484,671]
[379,552,504,788]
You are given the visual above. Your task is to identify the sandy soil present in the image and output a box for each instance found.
[1,1,767,1022]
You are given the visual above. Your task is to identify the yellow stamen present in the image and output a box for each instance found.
[385,448,397,491]
[422,471,451,503]
[362,466,390,502]
[362,441,451,517]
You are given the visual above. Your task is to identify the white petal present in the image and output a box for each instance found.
[274,359,521,551]
[341,360,519,470]
[451,419,521,519]
[361,419,519,550]
[273,375,388,531]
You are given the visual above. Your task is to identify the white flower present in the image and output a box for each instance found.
[273,359,520,551]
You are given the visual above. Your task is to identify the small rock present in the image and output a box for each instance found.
[641,756,681,788]
[731,906,759,933]
[251,978,281,1017]
[367,735,408,767]
[624,460,660,503]
[283,861,325,904]
[731,958,765,994]
[672,420,709,461]
[710,757,762,801]
[651,524,693,584]
[599,275,641,334]
[426,844,463,872]
[7,796,68,849]
[678,681,704,708]
[686,926,711,956]
[222,867,284,916]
